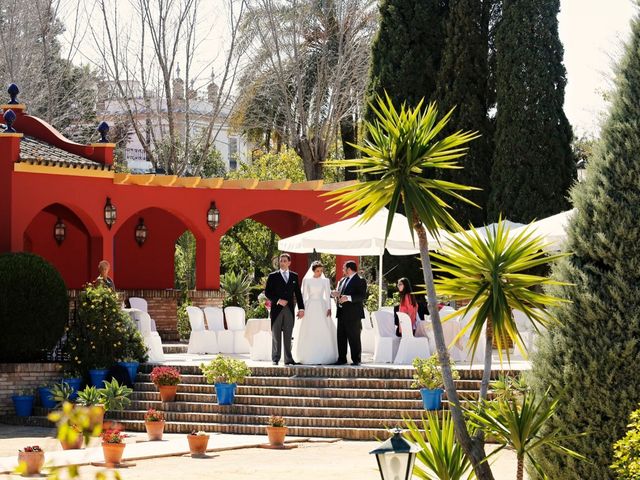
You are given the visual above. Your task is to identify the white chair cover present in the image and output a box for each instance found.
[393,313,431,364]
[204,307,234,353]
[458,307,485,364]
[250,331,272,361]
[127,309,164,362]
[371,311,400,363]
[224,306,250,353]
[129,297,157,331]
[361,307,375,353]
[186,306,219,354]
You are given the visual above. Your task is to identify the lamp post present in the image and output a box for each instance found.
[206,202,220,231]
[369,429,421,480]
[53,218,66,245]
[104,197,117,229]
[135,218,147,246]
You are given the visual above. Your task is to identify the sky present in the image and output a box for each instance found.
[61,0,637,138]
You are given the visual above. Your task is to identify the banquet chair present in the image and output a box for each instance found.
[250,331,272,361]
[458,307,485,364]
[371,310,400,363]
[393,313,431,364]
[127,309,165,362]
[512,309,538,353]
[439,307,465,362]
[224,306,251,353]
[204,307,234,353]
[128,297,158,331]
[361,308,375,354]
[186,306,219,354]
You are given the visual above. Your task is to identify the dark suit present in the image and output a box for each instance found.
[265,270,304,363]
[335,274,367,364]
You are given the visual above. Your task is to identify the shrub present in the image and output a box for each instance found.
[200,355,251,384]
[64,285,147,375]
[221,271,251,307]
[150,366,181,386]
[411,355,459,390]
[611,407,640,479]
[0,252,68,362]
[176,298,191,341]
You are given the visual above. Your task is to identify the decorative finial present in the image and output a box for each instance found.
[3,109,16,133]
[97,121,110,143]
[7,84,19,105]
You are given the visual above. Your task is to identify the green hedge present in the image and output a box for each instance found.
[0,252,68,362]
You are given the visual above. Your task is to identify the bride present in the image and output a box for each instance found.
[294,261,338,364]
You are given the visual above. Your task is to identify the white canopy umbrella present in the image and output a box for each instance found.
[278,208,434,307]
[509,209,575,251]
[439,220,525,246]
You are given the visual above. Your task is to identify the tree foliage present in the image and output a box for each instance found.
[488,0,574,222]
[529,10,640,478]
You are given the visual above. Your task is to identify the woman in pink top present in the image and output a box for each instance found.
[394,277,418,336]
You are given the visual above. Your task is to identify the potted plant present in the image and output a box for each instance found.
[76,386,105,429]
[17,446,44,475]
[266,415,287,446]
[150,366,181,402]
[412,355,459,410]
[144,408,165,441]
[117,358,140,384]
[38,383,57,409]
[100,379,133,430]
[200,355,251,406]
[88,367,109,388]
[50,381,74,408]
[101,429,126,466]
[62,368,83,400]
[60,425,84,450]
[187,430,209,456]
[12,389,35,417]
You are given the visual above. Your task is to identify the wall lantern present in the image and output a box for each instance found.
[53,218,66,245]
[206,201,220,231]
[134,218,147,246]
[369,429,421,480]
[104,197,117,229]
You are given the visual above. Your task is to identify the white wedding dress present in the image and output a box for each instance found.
[294,276,338,364]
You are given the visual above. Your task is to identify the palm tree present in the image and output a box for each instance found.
[324,94,493,479]
[431,220,567,401]
[465,391,585,480]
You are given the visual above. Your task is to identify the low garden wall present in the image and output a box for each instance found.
[0,363,61,415]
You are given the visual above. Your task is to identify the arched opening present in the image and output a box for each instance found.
[23,203,97,289]
[114,207,199,289]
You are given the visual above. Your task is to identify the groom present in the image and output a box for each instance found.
[333,260,367,366]
[265,253,305,365]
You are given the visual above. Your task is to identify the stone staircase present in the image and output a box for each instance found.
[104,362,516,441]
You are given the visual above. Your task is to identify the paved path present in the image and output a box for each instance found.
[0,424,525,479]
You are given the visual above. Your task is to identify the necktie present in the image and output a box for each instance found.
[283,271,289,283]
[341,276,350,294]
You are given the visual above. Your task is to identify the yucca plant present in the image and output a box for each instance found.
[465,391,585,480]
[324,93,493,479]
[404,412,475,480]
[431,220,567,401]
[221,270,252,307]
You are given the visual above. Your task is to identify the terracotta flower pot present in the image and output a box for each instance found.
[158,385,177,402]
[266,426,287,446]
[60,434,84,450]
[145,420,165,441]
[102,442,126,465]
[187,434,209,456]
[17,451,45,475]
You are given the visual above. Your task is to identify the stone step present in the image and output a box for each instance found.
[136,374,484,390]
[162,343,188,354]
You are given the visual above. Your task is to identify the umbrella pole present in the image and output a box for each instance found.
[378,251,383,309]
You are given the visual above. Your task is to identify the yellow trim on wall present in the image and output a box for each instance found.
[90,143,117,148]
[290,180,324,190]
[14,162,113,178]
[0,133,24,138]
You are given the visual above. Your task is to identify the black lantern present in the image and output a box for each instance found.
[54,218,66,245]
[104,197,117,229]
[134,218,147,246]
[206,201,220,230]
[369,429,421,480]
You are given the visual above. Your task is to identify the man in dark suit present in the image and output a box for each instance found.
[332,260,367,366]
[264,253,305,365]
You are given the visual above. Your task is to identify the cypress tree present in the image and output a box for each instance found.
[489,0,574,222]
[365,0,448,122]
[529,10,640,479]
[435,0,495,226]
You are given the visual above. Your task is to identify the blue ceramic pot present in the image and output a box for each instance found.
[420,388,444,410]
[89,369,109,388]
[117,362,140,383]
[63,377,83,400]
[215,383,237,405]
[12,395,35,417]
[38,387,57,409]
